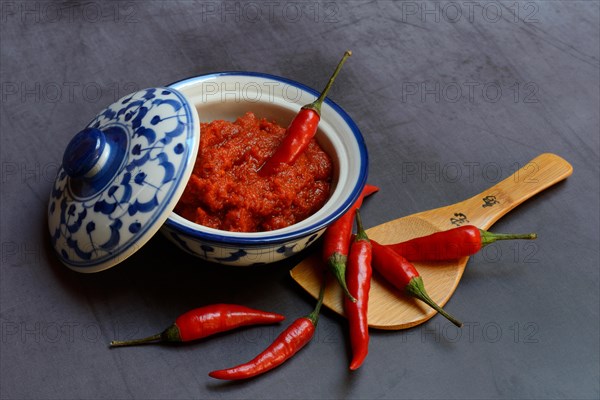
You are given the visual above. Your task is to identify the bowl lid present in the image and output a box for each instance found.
[47,87,200,272]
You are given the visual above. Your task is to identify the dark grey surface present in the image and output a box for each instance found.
[1,1,598,399]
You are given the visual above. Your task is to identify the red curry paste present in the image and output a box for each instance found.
[175,112,332,232]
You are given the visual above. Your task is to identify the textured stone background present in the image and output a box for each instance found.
[1,1,598,399]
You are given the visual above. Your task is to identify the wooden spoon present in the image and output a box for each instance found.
[290,153,573,330]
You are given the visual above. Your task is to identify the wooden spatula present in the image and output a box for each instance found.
[290,153,573,330]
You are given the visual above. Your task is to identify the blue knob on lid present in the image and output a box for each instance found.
[62,128,108,179]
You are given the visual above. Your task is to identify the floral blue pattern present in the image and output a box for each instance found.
[160,227,326,266]
[48,88,197,272]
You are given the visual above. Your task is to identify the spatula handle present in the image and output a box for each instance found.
[434,153,573,230]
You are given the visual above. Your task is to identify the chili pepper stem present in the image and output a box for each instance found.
[480,230,537,247]
[354,210,368,242]
[329,253,356,303]
[405,277,463,328]
[307,274,327,326]
[304,50,352,115]
[109,324,181,347]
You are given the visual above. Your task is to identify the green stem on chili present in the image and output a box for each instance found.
[371,240,463,328]
[404,276,462,328]
[480,230,537,246]
[304,50,352,115]
[307,272,327,326]
[258,51,352,176]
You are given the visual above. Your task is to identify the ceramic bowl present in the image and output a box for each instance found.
[161,72,368,266]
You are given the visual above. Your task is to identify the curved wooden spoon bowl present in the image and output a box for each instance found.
[290,153,573,329]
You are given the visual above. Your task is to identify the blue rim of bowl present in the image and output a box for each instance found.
[164,71,368,245]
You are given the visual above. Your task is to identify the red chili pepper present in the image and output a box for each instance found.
[370,240,463,327]
[344,210,372,370]
[209,277,326,380]
[322,184,379,301]
[109,304,285,347]
[258,51,352,177]
[387,225,537,261]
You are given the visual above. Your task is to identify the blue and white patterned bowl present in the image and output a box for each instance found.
[48,72,367,271]
[162,72,368,266]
